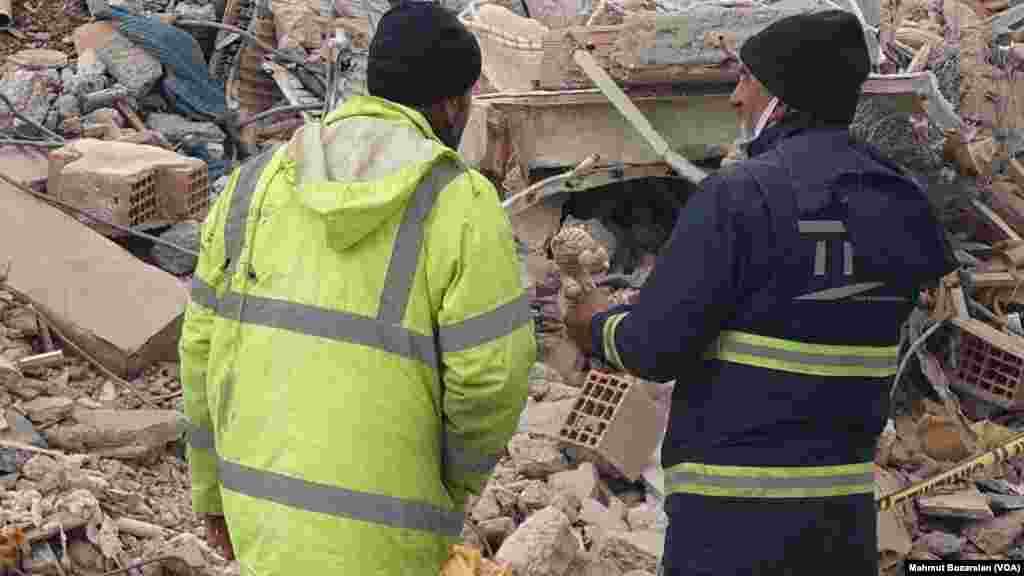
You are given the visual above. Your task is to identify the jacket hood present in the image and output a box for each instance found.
[283,95,460,251]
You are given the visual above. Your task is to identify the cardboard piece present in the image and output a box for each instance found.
[0,180,187,378]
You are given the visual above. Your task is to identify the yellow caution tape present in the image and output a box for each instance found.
[876,430,1024,511]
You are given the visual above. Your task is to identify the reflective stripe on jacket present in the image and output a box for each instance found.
[179,95,535,575]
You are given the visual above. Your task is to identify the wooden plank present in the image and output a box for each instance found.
[537,0,829,90]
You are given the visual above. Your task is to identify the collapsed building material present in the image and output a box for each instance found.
[458,4,549,93]
[537,0,834,90]
[558,370,660,481]
[48,138,209,232]
[460,89,735,186]
[0,179,187,378]
[44,408,185,459]
[952,317,1024,409]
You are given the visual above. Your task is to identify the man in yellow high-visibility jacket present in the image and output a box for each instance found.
[179,3,536,573]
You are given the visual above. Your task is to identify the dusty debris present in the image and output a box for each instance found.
[45,408,185,459]
[495,506,579,576]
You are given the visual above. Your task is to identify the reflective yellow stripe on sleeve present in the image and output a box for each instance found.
[705,330,899,377]
[665,461,875,498]
[602,312,628,371]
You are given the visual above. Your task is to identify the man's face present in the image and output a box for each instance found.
[729,65,774,137]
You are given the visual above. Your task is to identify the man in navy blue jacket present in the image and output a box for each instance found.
[566,10,956,575]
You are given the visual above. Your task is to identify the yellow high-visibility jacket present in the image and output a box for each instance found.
[179,95,535,575]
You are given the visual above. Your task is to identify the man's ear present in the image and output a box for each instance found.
[441,96,462,123]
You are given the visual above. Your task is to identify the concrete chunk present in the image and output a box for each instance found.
[22,396,75,425]
[626,504,658,532]
[146,113,226,144]
[0,356,20,386]
[581,499,629,532]
[549,463,600,503]
[508,434,570,478]
[964,509,1024,556]
[0,174,187,378]
[95,31,163,97]
[522,399,575,436]
[596,531,663,574]
[518,480,554,515]
[916,532,963,558]
[478,516,517,549]
[496,506,579,576]
[471,485,504,522]
[44,408,185,459]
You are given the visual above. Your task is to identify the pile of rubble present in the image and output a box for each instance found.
[0,283,241,575]
[1,0,1024,572]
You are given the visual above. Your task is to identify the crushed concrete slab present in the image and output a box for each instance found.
[0,357,19,386]
[146,113,226,144]
[22,396,75,425]
[521,398,575,436]
[549,489,582,524]
[963,509,1024,555]
[917,531,964,558]
[471,484,504,522]
[550,462,600,503]
[581,499,629,532]
[44,408,185,459]
[0,68,60,134]
[518,479,554,515]
[626,503,659,532]
[496,506,579,576]
[508,434,571,478]
[545,383,581,402]
[95,30,163,97]
[567,552,624,576]
[478,516,517,548]
[595,530,663,574]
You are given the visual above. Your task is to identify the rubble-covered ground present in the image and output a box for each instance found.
[0,0,1022,572]
[0,2,89,61]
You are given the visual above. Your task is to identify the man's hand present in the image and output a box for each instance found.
[204,515,235,561]
[564,287,611,356]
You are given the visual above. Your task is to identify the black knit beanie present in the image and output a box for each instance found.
[739,10,870,124]
[367,1,482,108]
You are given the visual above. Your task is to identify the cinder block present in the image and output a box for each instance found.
[48,139,210,233]
[157,162,209,222]
[953,318,1024,409]
[558,369,660,481]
